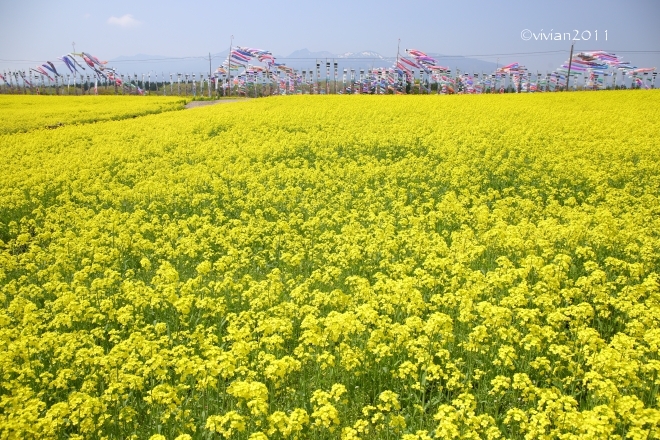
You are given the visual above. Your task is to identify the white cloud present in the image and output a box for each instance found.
[107,14,141,28]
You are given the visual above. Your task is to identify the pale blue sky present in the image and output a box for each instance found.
[1,0,659,72]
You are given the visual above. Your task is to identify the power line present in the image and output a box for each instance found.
[441,50,567,58]
[0,59,46,62]
[110,56,211,63]
[580,50,660,54]
[107,50,572,62]
[0,56,213,63]
[1,49,659,65]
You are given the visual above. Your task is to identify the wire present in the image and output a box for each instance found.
[437,50,568,58]
[110,56,210,63]
[103,50,573,62]
[0,59,46,62]
[2,49,659,65]
[580,50,660,54]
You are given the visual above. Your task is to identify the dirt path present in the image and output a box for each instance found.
[184,99,247,109]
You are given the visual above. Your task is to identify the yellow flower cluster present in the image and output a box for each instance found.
[1,91,660,438]
[0,95,186,134]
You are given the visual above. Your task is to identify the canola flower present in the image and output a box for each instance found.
[1,91,660,439]
[0,95,186,135]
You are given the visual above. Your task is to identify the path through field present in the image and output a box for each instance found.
[184,99,247,109]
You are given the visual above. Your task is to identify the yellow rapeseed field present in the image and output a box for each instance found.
[0,95,186,135]
[1,91,659,439]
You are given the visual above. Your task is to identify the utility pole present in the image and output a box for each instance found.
[228,35,234,97]
[566,42,574,91]
[209,52,212,81]
[396,38,401,92]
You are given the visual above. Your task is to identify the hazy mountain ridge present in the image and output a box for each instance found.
[337,51,387,59]
[285,48,336,59]
[107,49,498,75]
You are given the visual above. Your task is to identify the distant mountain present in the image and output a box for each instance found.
[426,53,498,75]
[279,49,498,74]
[338,51,387,59]
[107,49,499,77]
[108,51,229,77]
[285,49,387,60]
[285,48,336,60]
[279,49,394,72]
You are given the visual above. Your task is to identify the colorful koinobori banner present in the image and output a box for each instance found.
[0,48,656,96]
[212,45,656,96]
[0,51,154,95]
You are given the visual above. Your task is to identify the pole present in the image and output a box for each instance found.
[396,38,401,92]
[350,69,354,94]
[228,35,234,97]
[566,43,574,91]
[334,61,338,94]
